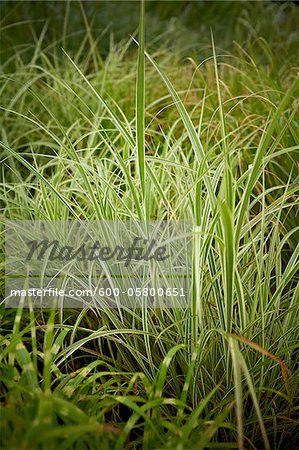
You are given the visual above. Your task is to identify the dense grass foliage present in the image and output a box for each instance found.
[1,2,298,449]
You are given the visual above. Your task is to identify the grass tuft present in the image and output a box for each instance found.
[1,1,298,449]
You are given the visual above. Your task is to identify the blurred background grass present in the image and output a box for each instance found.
[1,0,299,65]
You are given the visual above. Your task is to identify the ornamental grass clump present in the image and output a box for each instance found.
[0,1,298,449]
